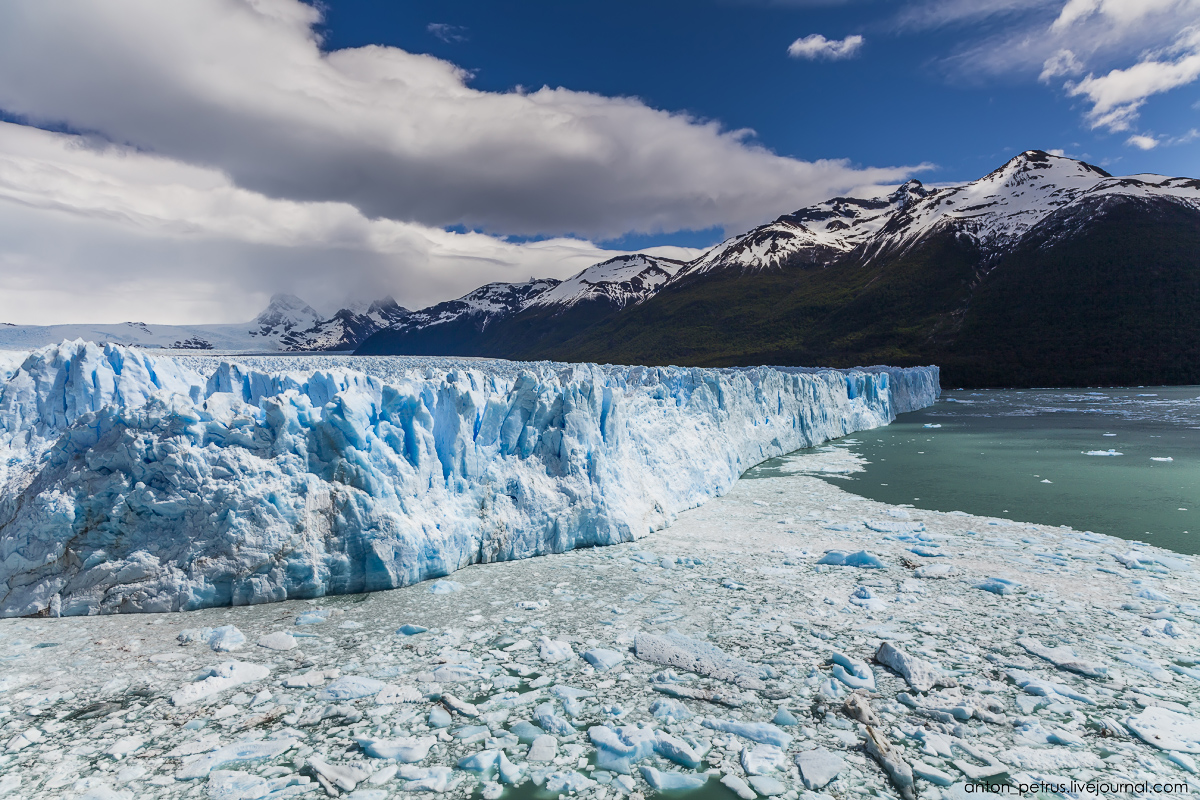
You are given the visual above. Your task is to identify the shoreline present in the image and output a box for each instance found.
[3,446,1198,798]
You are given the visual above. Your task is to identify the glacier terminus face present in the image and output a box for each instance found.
[0,341,939,617]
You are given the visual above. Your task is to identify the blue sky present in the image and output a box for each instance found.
[0,0,1196,323]
[321,0,1200,186]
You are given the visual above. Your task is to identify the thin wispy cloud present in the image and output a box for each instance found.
[903,0,1200,136]
[427,23,467,43]
[787,33,864,60]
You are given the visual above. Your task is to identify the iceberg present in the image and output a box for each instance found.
[0,340,938,616]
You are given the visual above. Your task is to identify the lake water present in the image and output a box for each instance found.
[801,386,1200,554]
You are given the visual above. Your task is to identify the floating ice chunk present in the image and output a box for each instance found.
[428,580,463,595]
[875,642,955,693]
[795,748,844,790]
[923,423,942,428]
[1127,707,1200,752]
[256,632,296,651]
[1084,449,1122,456]
[208,626,246,652]
[830,652,876,690]
[654,731,702,768]
[914,564,956,579]
[702,718,791,747]
[908,760,952,786]
[1152,457,1174,462]
[319,676,386,701]
[5,727,42,752]
[583,649,625,671]
[742,744,786,775]
[178,738,295,779]
[848,586,888,612]
[282,670,333,689]
[376,685,422,705]
[588,725,657,774]
[397,765,455,792]
[432,665,479,683]
[748,776,786,796]
[546,771,597,794]
[1170,752,1198,774]
[634,631,766,690]
[105,735,144,760]
[539,637,575,662]
[527,734,558,762]
[396,624,428,636]
[178,627,215,645]
[1137,587,1172,602]
[772,707,798,726]
[442,693,479,717]
[1115,653,1172,681]
[640,767,706,792]
[205,770,287,800]
[296,609,331,625]
[721,773,756,800]
[866,520,927,534]
[429,706,452,728]
[533,702,575,736]
[171,661,270,705]
[355,735,436,762]
[1016,637,1106,677]
[974,577,1021,596]
[817,550,884,569]
[457,750,522,784]
[650,698,692,721]
[865,726,916,800]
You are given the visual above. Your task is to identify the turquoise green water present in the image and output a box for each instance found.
[808,386,1200,555]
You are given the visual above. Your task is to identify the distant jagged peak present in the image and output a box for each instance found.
[252,293,322,332]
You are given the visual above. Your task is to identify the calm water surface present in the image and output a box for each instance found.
[808,386,1200,554]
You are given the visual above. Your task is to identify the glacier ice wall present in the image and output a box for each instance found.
[0,342,939,616]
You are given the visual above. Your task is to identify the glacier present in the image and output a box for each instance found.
[0,341,938,617]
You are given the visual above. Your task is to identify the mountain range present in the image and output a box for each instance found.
[0,294,409,353]
[5,150,1198,387]
[358,151,1200,387]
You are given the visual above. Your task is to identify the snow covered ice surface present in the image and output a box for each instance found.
[4,446,1200,799]
[0,341,937,618]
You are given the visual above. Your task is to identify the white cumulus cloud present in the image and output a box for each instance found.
[1065,27,1200,131]
[787,34,865,60]
[0,0,913,241]
[0,123,702,325]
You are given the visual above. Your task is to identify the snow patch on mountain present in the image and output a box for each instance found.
[526,255,685,310]
[383,279,561,335]
[0,341,938,616]
[677,181,930,277]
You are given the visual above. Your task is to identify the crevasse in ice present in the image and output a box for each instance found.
[0,341,938,616]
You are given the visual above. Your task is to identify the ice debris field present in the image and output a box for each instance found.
[4,442,1200,800]
[0,342,936,619]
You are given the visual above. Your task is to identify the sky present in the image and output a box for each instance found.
[0,0,1197,325]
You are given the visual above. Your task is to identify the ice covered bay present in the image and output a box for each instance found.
[3,448,1199,799]
[0,342,937,617]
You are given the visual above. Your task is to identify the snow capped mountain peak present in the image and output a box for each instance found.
[868,151,1140,259]
[526,254,685,311]
[663,152,1200,282]
[252,293,323,334]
